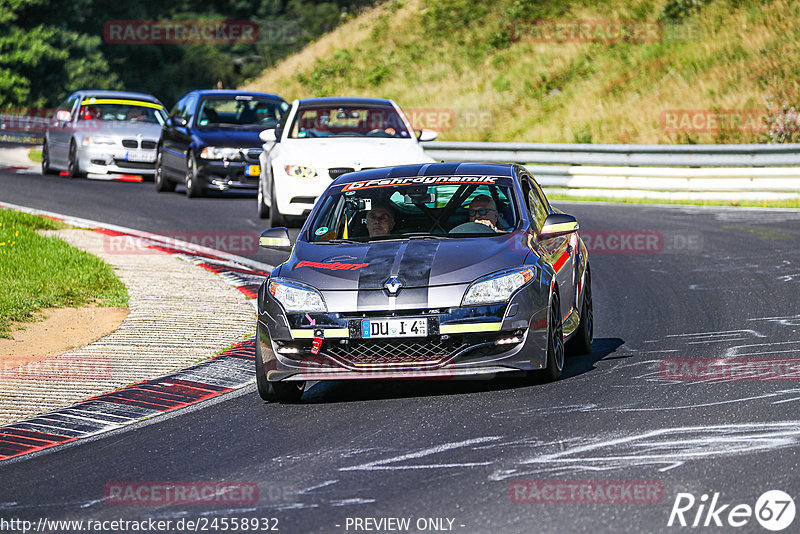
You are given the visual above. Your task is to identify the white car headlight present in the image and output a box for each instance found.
[462,266,537,306]
[268,278,327,313]
[200,146,241,160]
[82,136,115,146]
[284,165,316,178]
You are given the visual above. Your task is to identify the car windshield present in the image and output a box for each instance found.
[308,176,519,242]
[289,105,413,139]
[196,96,287,127]
[77,99,167,124]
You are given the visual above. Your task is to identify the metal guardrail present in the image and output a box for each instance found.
[421,141,800,167]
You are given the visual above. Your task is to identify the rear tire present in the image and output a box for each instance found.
[541,290,565,382]
[41,141,57,175]
[154,148,175,192]
[255,335,304,403]
[566,266,593,356]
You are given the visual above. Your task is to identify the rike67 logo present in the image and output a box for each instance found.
[668,490,795,531]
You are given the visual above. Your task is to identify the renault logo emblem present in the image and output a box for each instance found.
[384,276,402,295]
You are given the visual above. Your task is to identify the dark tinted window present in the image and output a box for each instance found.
[308,176,518,242]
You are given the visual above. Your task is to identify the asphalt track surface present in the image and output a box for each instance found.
[2,169,800,533]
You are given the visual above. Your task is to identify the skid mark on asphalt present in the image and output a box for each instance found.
[487,421,800,480]
[339,436,502,472]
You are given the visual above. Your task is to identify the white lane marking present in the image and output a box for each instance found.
[297,480,338,494]
[724,340,800,357]
[330,498,377,506]
[79,498,106,509]
[662,329,766,339]
[339,436,502,472]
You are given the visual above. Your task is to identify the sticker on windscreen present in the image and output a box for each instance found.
[315,227,329,236]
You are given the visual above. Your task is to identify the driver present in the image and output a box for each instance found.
[468,194,502,232]
[366,202,396,237]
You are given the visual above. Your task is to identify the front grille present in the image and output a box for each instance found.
[121,139,138,148]
[325,338,470,367]
[328,167,354,179]
[141,140,157,150]
[245,148,262,161]
[113,159,153,169]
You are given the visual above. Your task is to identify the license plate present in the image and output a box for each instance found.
[245,164,260,177]
[125,151,156,162]
[361,318,428,338]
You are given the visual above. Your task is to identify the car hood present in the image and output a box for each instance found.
[283,232,531,291]
[193,126,264,148]
[275,138,434,168]
[75,121,162,139]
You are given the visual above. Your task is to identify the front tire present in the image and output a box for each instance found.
[255,336,304,403]
[541,290,565,382]
[185,153,203,198]
[67,140,84,178]
[257,179,270,219]
[154,148,175,192]
[268,181,285,227]
[566,266,593,356]
[41,141,57,175]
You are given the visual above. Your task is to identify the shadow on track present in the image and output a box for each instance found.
[294,337,625,404]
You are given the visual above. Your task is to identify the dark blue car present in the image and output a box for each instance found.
[155,89,288,197]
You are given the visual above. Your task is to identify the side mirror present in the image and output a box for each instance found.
[539,213,579,240]
[56,110,72,122]
[417,129,438,142]
[259,227,292,250]
[259,128,277,143]
[169,116,187,127]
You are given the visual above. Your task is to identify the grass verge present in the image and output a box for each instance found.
[0,209,128,338]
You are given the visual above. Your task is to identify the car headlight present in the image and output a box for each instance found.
[200,146,241,160]
[268,278,327,313]
[82,136,115,146]
[284,165,316,178]
[462,266,537,306]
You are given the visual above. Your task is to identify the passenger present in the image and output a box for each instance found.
[366,202,396,237]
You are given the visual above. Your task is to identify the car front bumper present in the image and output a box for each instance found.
[257,284,550,382]
[197,159,260,191]
[78,145,157,175]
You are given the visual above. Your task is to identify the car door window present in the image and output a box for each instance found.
[170,97,186,120]
[54,96,77,122]
[522,175,550,231]
[182,95,198,124]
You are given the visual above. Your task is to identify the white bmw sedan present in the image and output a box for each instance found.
[257,96,437,226]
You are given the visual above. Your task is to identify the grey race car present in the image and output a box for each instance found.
[256,162,593,402]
